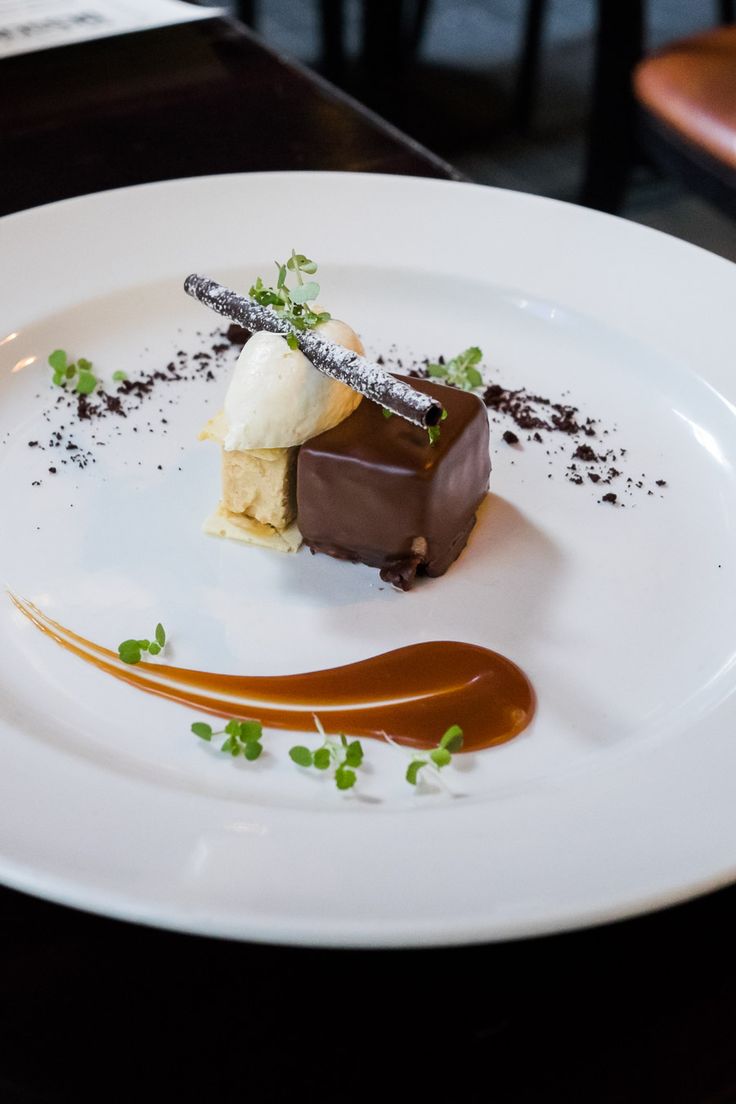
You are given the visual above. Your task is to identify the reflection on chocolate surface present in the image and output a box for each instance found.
[297,377,491,589]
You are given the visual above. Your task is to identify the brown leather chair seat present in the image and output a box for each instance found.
[634,25,736,172]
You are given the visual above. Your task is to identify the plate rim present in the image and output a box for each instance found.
[2,170,736,947]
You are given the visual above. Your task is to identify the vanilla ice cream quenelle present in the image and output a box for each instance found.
[223,319,364,450]
[199,314,364,551]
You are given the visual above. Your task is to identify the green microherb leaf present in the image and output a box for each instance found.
[239,720,262,743]
[289,730,365,790]
[406,759,427,786]
[382,408,393,419]
[335,766,357,791]
[290,281,319,305]
[289,745,313,767]
[313,747,331,771]
[112,370,127,381]
[191,722,213,741]
[426,346,485,391]
[429,747,452,768]
[117,624,167,664]
[75,366,98,393]
[344,740,364,768]
[48,349,67,373]
[249,252,331,344]
[48,349,100,393]
[439,724,464,753]
[195,716,265,760]
[426,407,448,447]
[118,639,142,665]
[287,254,317,275]
[405,725,464,786]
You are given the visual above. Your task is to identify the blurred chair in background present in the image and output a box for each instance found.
[228,0,736,217]
[633,23,736,218]
[517,0,736,132]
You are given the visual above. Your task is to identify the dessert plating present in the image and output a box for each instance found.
[187,265,490,587]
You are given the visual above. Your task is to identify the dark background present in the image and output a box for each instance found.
[212,0,736,260]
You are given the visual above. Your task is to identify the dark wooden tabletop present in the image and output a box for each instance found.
[1,14,736,1104]
[0,13,457,218]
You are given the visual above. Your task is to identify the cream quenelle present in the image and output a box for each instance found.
[223,318,364,451]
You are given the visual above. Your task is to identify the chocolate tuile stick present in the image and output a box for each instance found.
[184,273,443,428]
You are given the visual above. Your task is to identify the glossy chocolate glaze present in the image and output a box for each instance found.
[297,377,491,589]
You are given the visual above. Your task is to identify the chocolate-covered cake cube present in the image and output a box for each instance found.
[297,377,490,589]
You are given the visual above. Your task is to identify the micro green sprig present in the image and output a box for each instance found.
[249,251,331,351]
[427,346,484,391]
[427,407,448,447]
[48,349,99,395]
[117,622,166,665]
[424,345,484,445]
[192,719,264,760]
[48,350,128,392]
[382,403,447,446]
[289,728,365,791]
[405,724,464,786]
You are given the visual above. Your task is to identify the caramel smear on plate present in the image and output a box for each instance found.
[9,594,534,751]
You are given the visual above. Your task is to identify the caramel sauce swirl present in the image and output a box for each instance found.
[10,594,534,751]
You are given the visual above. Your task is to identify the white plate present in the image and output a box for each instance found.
[1,172,735,947]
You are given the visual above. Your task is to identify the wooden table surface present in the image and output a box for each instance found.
[1,15,735,1104]
[0,14,457,217]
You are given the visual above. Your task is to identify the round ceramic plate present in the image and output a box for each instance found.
[1,172,735,946]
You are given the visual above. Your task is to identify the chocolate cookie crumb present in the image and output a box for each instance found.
[225,323,251,346]
[502,430,519,445]
[573,443,598,462]
[602,492,617,504]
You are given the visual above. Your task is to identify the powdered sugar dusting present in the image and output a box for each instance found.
[184,274,442,428]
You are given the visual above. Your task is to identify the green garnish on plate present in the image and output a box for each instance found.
[48,349,99,395]
[117,623,166,665]
[427,346,484,391]
[192,719,264,761]
[249,250,331,350]
[406,724,464,785]
[289,732,365,790]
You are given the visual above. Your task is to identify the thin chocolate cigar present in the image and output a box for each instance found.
[184,273,444,428]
